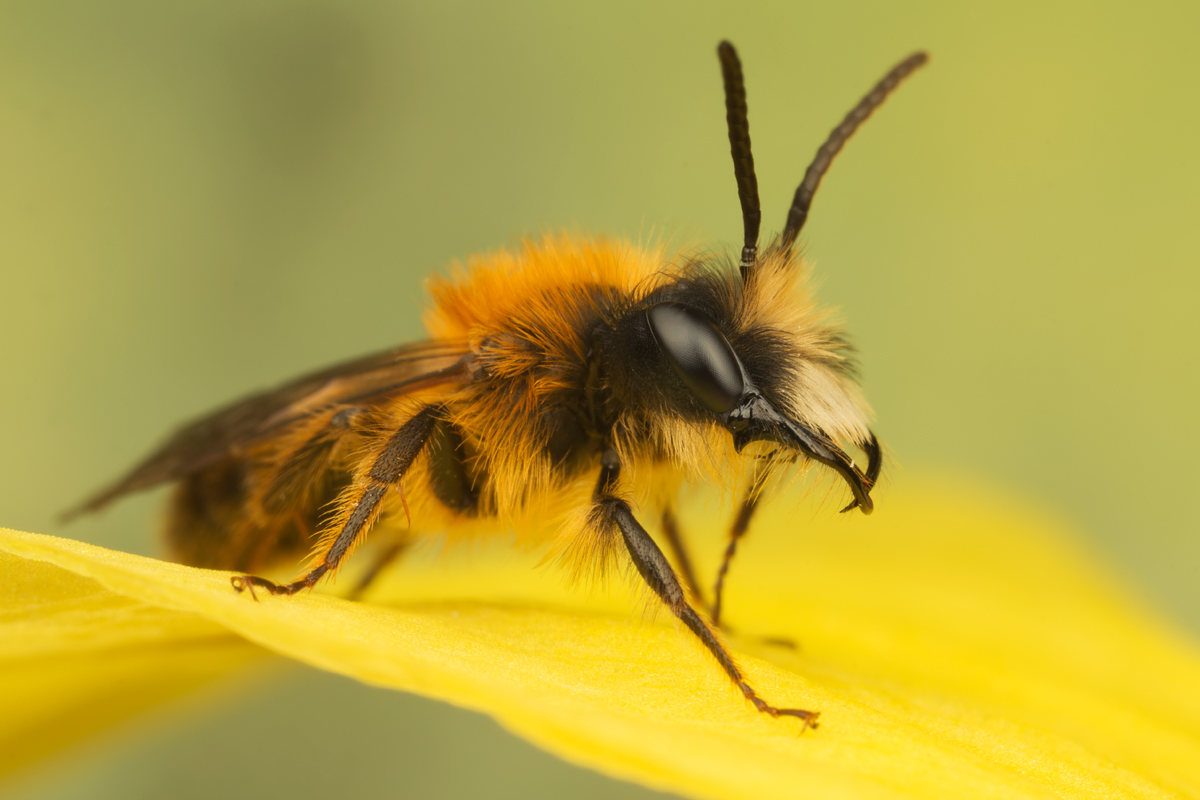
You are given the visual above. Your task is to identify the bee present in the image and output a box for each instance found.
[68,41,927,728]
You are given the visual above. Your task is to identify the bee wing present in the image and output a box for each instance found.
[65,340,472,518]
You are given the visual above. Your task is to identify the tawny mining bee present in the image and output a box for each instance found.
[70,42,927,727]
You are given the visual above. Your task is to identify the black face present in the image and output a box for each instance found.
[641,299,879,515]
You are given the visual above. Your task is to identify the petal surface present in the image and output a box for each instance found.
[2,480,1198,799]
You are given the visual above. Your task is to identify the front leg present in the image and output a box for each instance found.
[592,450,818,727]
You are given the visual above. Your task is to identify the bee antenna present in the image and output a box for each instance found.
[718,41,761,283]
[781,51,929,252]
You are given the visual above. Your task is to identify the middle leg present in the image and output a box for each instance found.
[711,466,770,627]
[660,507,705,606]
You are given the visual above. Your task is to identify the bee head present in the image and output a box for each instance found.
[597,41,920,512]
[600,40,923,512]
[632,276,879,514]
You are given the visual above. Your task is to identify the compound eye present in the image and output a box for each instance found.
[646,303,745,413]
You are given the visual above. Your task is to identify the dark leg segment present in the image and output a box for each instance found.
[594,450,817,727]
[711,468,769,627]
[661,508,705,606]
[347,539,409,600]
[232,406,440,598]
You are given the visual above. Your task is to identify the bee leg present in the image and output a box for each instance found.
[346,539,409,600]
[231,406,440,598]
[595,450,818,728]
[711,466,770,628]
[663,506,747,639]
[660,507,705,607]
[711,492,760,628]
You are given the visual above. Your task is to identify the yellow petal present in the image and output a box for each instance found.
[3,479,1199,799]
[0,545,268,776]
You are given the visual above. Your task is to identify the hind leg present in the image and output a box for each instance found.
[232,406,440,598]
[346,539,410,600]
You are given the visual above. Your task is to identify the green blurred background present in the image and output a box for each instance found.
[2,1,1197,798]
